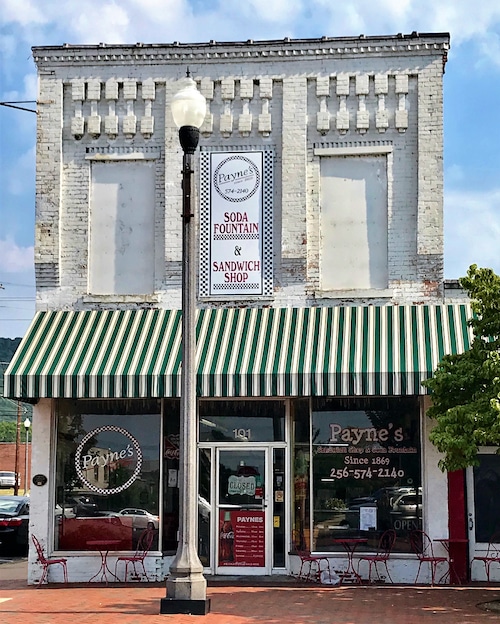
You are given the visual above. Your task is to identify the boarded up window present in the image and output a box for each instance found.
[320,156,388,291]
[89,161,155,295]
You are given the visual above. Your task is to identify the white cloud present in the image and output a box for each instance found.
[0,34,17,57]
[476,31,500,69]
[3,72,37,103]
[235,0,303,24]
[0,0,498,48]
[0,0,48,26]
[0,239,34,273]
[444,187,500,278]
[70,3,131,44]
[23,73,37,101]
[307,0,500,44]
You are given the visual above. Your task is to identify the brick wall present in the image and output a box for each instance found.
[0,443,32,492]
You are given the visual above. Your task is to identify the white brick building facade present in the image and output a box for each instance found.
[8,34,483,587]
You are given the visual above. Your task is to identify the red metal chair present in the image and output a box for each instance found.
[295,549,331,583]
[409,530,448,585]
[471,533,500,582]
[32,534,68,587]
[114,528,155,582]
[357,529,396,583]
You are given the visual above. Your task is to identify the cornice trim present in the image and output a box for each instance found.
[33,34,450,66]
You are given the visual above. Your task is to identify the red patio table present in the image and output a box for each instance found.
[87,539,122,584]
[434,538,468,584]
[332,537,368,584]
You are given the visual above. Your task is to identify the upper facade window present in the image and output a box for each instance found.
[88,160,155,295]
[320,155,388,292]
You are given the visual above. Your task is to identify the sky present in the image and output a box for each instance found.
[1,0,500,339]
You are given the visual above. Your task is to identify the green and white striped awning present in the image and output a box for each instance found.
[4,305,473,400]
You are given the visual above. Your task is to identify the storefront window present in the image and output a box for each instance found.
[199,401,285,443]
[198,448,212,567]
[54,399,161,552]
[291,399,311,551]
[311,397,421,553]
[273,448,286,567]
[162,399,180,553]
[473,454,500,543]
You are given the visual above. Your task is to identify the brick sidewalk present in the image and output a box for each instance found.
[2,577,500,623]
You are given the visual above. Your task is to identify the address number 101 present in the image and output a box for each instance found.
[233,428,251,440]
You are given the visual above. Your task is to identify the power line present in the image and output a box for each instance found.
[2,316,33,322]
[0,100,37,113]
[1,282,34,288]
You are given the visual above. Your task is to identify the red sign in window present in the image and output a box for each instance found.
[219,509,265,567]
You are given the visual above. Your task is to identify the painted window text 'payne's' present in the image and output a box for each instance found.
[82,444,134,469]
[329,424,405,445]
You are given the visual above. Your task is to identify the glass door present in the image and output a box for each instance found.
[466,449,500,580]
[216,448,270,575]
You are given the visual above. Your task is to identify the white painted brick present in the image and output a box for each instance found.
[259,77,273,99]
[123,79,137,100]
[374,74,388,94]
[87,79,101,100]
[336,74,350,96]
[122,115,136,135]
[395,74,409,93]
[221,78,235,100]
[316,76,330,97]
[104,115,118,134]
[140,116,154,135]
[239,78,253,99]
[356,74,369,95]
[71,79,85,101]
[105,78,118,100]
[33,36,448,316]
[200,78,214,100]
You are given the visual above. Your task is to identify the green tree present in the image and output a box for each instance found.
[423,265,500,471]
[0,337,21,362]
[0,421,18,442]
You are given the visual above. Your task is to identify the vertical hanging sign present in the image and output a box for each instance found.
[210,152,263,295]
[200,150,273,298]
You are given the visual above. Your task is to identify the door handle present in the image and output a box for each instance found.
[468,514,474,531]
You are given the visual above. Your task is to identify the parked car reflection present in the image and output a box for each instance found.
[0,471,20,489]
[391,493,422,514]
[313,486,423,548]
[389,489,423,532]
[55,494,100,518]
[117,508,159,530]
[0,495,30,554]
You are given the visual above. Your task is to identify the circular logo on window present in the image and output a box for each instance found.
[213,155,260,203]
[74,426,143,495]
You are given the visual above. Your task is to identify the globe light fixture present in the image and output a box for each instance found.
[171,73,207,136]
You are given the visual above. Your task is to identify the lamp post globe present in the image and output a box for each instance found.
[171,75,206,131]
[171,75,206,156]
[161,74,210,616]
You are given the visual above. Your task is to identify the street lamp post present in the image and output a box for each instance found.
[160,73,210,616]
[24,417,31,494]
